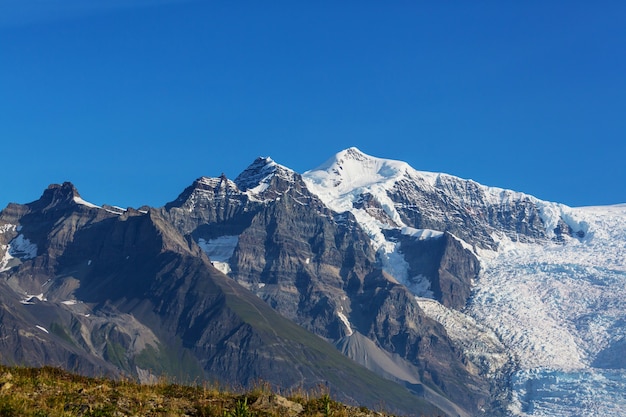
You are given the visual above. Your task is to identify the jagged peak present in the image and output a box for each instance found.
[164,174,243,210]
[29,182,99,211]
[192,174,239,192]
[234,156,296,194]
[48,182,80,198]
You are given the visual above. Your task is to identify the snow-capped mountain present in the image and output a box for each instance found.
[0,148,624,416]
[304,148,626,417]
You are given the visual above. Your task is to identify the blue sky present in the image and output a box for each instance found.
[2,1,625,209]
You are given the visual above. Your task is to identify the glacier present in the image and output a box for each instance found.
[303,148,626,416]
[472,204,626,416]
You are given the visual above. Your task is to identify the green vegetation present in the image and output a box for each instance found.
[0,365,446,417]
[134,342,205,383]
[104,340,131,373]
[49,323,76,347]
[219,284,440,416]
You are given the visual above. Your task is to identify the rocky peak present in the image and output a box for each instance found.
[234,157,296,195]
[193,174,238,193]
[164,175,242,211]
[27,182,97,212]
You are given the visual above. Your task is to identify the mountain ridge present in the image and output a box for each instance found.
[1,148,625,416]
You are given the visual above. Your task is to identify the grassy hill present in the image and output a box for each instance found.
[0,366,445,417]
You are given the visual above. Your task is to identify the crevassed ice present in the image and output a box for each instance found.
[469,204,626,416]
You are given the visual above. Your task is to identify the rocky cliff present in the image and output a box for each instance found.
[0,182,437,415]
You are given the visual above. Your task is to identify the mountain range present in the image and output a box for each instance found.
[1,148,624,417]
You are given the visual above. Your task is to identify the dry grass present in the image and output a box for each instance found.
[0,366,404,417]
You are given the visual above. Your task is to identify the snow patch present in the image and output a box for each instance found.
[0,224,17,234]
[337,310,354,336]
[1,234,37,272]
[401,227,443,240]
[21,293,46,304]
[35,325,49,334]
[73,196,100,208]
[235,157,296,198]
[9,234,37,259]
[0,245,13,272]
[212,262,232,275]
[406,275,434,298]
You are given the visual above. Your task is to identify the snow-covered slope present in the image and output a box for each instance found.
[303,147,582,297]
[303,148,626,416]
[470,204,626,416]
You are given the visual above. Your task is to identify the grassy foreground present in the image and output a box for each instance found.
[0,366,435,417]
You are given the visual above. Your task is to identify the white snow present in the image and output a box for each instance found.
[303,148,415,290]
[198,235,238,275]
[303,149,445,298]
[405,275,434,298]
[0,224,16,234]
[0,245,12,272]
[466,204,626,416]
[237,157,296,198]
[337,310,354,336]
[401,227,444,240]
[20,293,46,304]
[417,297,510,376]
[104,206,127,215]
[35,325,49,334]
[248,181,271,195]
[61,300,78,305]
[73,196,100,208]
[9,234,37,259]
[212,262,232,275]
[1,234,38,272]
[304,148,626,416]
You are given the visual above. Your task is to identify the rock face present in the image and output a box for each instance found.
[1,149,590,417]
[0,182,438,415]
[390,230,480,310]
[161,158,491,416]
[303,147,584,252]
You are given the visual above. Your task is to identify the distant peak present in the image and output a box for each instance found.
[30,182,99,211]
[339,147,368,161]
[47,181,80,196]
[234,156,294,193]
[304,148,412,192]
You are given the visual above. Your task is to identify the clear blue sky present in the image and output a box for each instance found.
[2,1,625,209]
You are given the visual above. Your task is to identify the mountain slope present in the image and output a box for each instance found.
[467,203,626,416]
[162,158,492,416]
[304,148,626,417]
[0,182,441,415]
[2,148,623,416]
